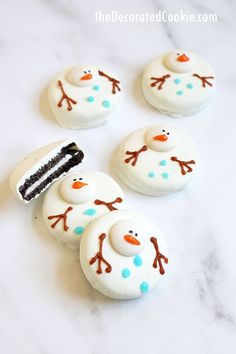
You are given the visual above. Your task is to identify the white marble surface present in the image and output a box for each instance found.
[0,0,236,353]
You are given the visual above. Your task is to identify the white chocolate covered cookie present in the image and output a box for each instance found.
[80,210,169,299]
[113,125,198,196]
[43,171,125,249]
[48,65,122,129]
[142,50,215,117]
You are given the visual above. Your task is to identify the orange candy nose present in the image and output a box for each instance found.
[124,235,140,246]
[177,54,190,62]
[80,73,93,80]
[72,181,88,189]
[153,134,168,142]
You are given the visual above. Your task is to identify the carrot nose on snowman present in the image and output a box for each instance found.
[80,73,93,80]
[153,134,168,142]
[177,54,189,62]
[72,181,88,189]
[124,234,140,246]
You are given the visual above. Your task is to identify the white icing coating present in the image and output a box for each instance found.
[42,171,125,249]
[80,210,169,299]
[142,50,215,117]
[113,124,199,196]
[9,140,82,203]
[48,65,122,129]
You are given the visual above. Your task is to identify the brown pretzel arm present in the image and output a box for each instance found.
[89,233,112,274]
[171,156,196,175]
[125,145,148,166]
[193,73,214,88]
[98,70,121,94]
[48,206,73,231]
[150,74,171,90]
[57,80,77,111]
[94,197,123,211]
[150,237,168,275]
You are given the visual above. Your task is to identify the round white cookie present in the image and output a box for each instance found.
[80,210,169,299]
[48,65,122,129]
[42,171,125,249]
[142,50,215,117]
[113,124,198,196]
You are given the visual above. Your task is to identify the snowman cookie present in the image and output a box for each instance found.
[48,65,122,129]
[80,210,169,299]
[43,171,125,249]
[142,50,215,117]
[113,124,198,196]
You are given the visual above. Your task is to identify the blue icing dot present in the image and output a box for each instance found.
[148,171,155,178]
[174,78,181,84]
[83,208,96,216]
[74,226,84,235]
[87,96,94,102]
[93,85,100,91]
[186,83,193,89]
[102,100,110,108]
[160,160,167,166]
[133,255,143,267]
[176,90,184,96]
[121,268,131,278]
[140,281,149,293]
[162,172,169,179]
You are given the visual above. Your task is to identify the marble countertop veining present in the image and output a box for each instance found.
[0,0,236,353]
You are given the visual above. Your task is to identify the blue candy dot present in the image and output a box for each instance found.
[162,172,169,179]
[102,100,110,108]
[133,255,143,267]
[186,83,193,89]
[174,78,181,84]
[87,96,95,102]
[140,281,149,293]
[83,208,96,216]
[176,90,184,96]
[160,160,167,166]
[93,85,100,91]
[148,171,155,178]
[74,226,84,235]
[121,268,131,278]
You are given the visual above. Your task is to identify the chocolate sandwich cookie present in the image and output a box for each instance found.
[10,140,84,203]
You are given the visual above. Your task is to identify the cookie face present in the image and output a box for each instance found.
[113,125,198,196]
[142,50,215,117]
[164,50,195,73]
[80,210,169,299]
[60,175,96,204]
[145,126,179,152]
[48,65,122,129]
[42,171,125,249]
[110,219,146,256]
[9,140,84,203]
[67,65,99,87]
